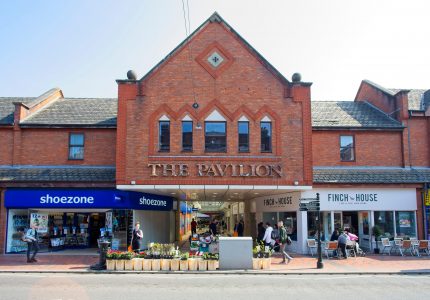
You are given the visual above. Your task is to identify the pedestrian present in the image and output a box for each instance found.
[262,222,273,247]
[191,218,197,235]
[330,228,340,241]
[130,222,143,253]
[25,224,39,263]
[237,219,244,237]
[278,221,293,264]
[209,219,217,236]
[257,222,265,243]
[345,228,360,253]
[337,230,350,259]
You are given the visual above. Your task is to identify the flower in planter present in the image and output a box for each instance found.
[106,250,121,260]
[180,252,189,261]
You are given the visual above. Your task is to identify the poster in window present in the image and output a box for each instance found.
[399,212,411,228]
[30,213,49,233]
[105,211,113,232]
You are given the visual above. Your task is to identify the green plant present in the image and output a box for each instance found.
[180,252,189,261]
[203,253,219,261]
[372,226,382,241]
[120,251,134,260]
[106,250,121,260]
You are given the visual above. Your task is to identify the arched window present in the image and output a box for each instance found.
[182,115,193,151]
[159,115,170,152]
[205,110,227,152]
[260,116,272,152]
[238,116,249,152]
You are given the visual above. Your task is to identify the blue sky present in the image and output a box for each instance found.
[0,0,429,100]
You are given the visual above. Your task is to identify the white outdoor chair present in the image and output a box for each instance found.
[380,238,392,255]
[391,238,403,255]
[324,241,339,259]
[307,239,317,257]
[346,240,357,257]
[399,240,414,256]
[416,240,429,256]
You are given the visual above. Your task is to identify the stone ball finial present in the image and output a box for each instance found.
[292,73,302,83]
[127,70,137,80]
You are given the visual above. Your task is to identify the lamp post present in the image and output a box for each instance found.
[316,193,324,269]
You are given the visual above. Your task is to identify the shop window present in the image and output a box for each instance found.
[340,135,355,161]
[374,211,394,239]
[205,122,226,152]
[238,121,249,152]
[182,121,193,151]
[159,121,170,152]
[307,211,320,239]
[260,121,272,152]
[395,211,416,238]
[68,133,84,160]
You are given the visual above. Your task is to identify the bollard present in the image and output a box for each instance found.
[90,240,110,270]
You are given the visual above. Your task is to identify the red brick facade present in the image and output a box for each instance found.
[116,20,313,187]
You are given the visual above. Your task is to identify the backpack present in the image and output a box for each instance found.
[271,229,280,240]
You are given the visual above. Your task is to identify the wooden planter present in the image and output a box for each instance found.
[106,259,116,271]
[179,260,188,271]
[261,258,271,270]
[161,259,171,271]
[188,258,198,271]
[143,259,152,271]
[170,259,180,271]
[133,258,143,271]
[151,259,161,271]
[207,260,217,271]
[124,259,134,271]
[198,260,208,271]
[115,260,125,271]
[252,258,262,270]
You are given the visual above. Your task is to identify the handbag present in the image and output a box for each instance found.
[128,245,133,252]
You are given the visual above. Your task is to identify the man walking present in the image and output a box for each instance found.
[191,218,197,235]
[337,230,350,259]
[262,222,273,247]
[25,224,39,263]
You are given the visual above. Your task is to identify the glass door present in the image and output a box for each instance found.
[334,212,342,231]
[358,211,371,250]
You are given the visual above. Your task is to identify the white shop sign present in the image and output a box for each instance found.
[253,192,300,212]
[301,188,417,211]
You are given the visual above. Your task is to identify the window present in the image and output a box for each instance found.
[374,211,394,239]
[238,121,249,152]
[280,212,297,241]
[340,135,355,161]
[395,211,416,238]
[182,121,193,151]
[159,121,170,152]
[69,133,84,160]
[205,122,226,152]
[260,122,272,152]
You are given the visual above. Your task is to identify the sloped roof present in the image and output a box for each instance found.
[313,167,430,184]
[0,165,115,182]
[389,88,428,111]
[0,97,35,125]
[311,101,404,129]
[21,98,117,127]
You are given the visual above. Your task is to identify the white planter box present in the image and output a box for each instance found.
[106,259,116,271]
[161,259,171,271]
[115,260,125,271]
[198,260,207,271]
[151,259,161,271]
[133,258,143,271]
[170,259,180,271]
[124,260,134,271]
[179,260,188,271]
[188,258,198,271]
[207,260,217,271]
[143,259,152,271]
[252,258,262,270]
[261,258,271,270]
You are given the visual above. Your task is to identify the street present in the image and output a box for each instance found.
[0,273,429,300]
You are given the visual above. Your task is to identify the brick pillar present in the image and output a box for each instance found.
[0,189,6,254]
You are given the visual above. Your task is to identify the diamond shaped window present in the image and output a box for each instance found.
[207,52,224,68]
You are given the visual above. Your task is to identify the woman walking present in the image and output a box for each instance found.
[278,221,293,264]
[131,222,143,253]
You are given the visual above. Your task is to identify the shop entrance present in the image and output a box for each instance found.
[89,213,106,248]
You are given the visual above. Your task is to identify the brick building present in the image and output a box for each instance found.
[0,13,429,254]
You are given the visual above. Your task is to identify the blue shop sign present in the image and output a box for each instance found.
[5,189,173,211]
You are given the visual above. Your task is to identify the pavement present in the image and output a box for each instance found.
[1,252,430,274]
[1,273,430,300]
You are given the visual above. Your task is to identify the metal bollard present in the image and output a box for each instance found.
[90,240,110,270]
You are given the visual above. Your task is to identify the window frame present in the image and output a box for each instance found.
[339,135,355,162]
[181,121,193,152]
[158,120,170,152]
[204,121,227,153]
[68,132,85,160]
[260,121,272,153]
[238,121,250,153]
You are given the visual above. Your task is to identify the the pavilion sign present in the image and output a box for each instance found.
[147,163,282,178]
